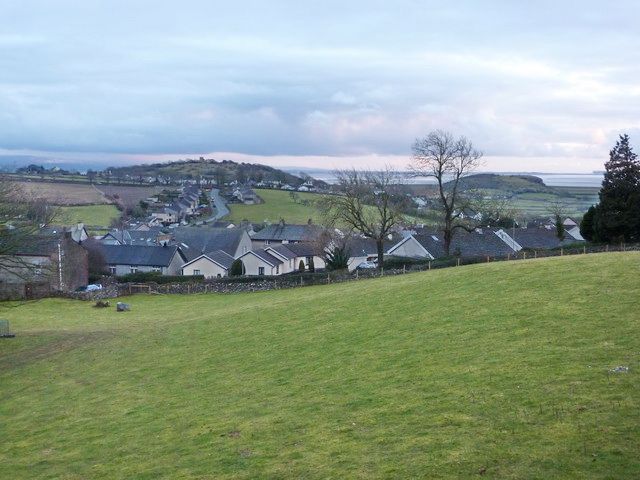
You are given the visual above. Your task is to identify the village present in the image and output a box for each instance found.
[0,175,589,299]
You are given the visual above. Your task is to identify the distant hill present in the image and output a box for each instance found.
[449,173,554,194]
[106,158,312,186]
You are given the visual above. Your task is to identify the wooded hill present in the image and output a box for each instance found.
[105,158,310,186]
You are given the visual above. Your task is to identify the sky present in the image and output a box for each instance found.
[1,1,639,173]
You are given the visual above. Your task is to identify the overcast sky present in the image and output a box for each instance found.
[1,1,638,172]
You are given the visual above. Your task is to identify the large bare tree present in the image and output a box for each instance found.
[319,168,404,268]
[409,130,483,255]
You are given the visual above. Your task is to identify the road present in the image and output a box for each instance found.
[206,188,230,222]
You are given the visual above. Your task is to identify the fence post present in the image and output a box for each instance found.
[583,245,586,254]
[508,253,511,261]
[327,274,330,284]
[560,248,563,256]
[606,244,609,252]
[187,284,191,294]
[456,258,460,267]
[355,269,358,280]
[523,252,527,260]
[403,264,406,274]
[428,260,431,270]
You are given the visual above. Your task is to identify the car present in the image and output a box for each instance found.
[86,284,103,292]
[356,260,378,269]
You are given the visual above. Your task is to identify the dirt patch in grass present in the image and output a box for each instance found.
[0,330,115,373]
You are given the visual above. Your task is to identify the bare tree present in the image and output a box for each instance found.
[318,168,404,268]
[409,130,483,255]
[0,178,57,274]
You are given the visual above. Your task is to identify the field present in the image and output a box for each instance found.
[1,253,638,479]
[227,188,322,224]
[55,204,120,227]
[95,185,165,209]
[15,181,109,205]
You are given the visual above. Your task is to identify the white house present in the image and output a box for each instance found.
[181,250,235,278]
[236,249,284,276]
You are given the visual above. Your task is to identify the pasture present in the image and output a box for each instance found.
[227,188,322,224]
[0,253,638,479]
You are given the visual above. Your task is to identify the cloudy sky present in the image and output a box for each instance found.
[1,1,638,172]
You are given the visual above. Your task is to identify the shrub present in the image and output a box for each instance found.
[298,259,306,273]
[308,257,315,273]
[230,259,244,276]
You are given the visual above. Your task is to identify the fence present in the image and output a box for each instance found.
[101,243,639,297]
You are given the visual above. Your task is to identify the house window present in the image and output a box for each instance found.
[242,246,247,253]
[264,240,270,245]
[276,265,279,274]
[216,274,221,278]
[152,267,161,272]
[130,266,138,274]
[193,269,201,275]
[258,266,265,275]
[109,266,116,275]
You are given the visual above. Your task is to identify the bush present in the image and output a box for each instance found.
[230,259,244,276]
[298,259,306,273]
[308,257,315,273]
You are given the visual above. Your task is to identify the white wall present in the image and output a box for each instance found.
[389,237,432,259]
[240,253,280,276]
[182,257,228,278]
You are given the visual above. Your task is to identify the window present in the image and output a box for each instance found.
[193,269,201,275]
[264,240,270,245]
[216,274,221,278]
[276,265,279,274]
[152,267,162,272]
[130,266,138,274]
[109,266,116,275]
[258,266,265,275]
[242,246,247,253]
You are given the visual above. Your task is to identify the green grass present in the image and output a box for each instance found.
[55,204,120,227]
[227,188,322,224]
[1,253,638,479]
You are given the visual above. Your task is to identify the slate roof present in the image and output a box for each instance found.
[172,227,246,261]
[279,242,321,257]
[102,228,169,246]
[243,249,284,266]
[342,235,401,257]
[101,244,182,267]
[508,227,583,250]
[251,223,322,242]
[182,249,235,270]
[411,228,515,258]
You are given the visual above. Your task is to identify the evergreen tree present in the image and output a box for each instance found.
[308,257,315,272]
[325,245,350,271]
[580,205,596,241]
[230,259,244,276]
[595,134,640,242]
[298,259,306,273]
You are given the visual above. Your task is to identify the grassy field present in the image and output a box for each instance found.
[1,253,638,479]
[55,204,120,227]
[227,188,322,224]
[14,181,109,205]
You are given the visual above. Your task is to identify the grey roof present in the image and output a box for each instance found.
[244,249,284,266]
[102,228,169,246]
[172,227,246,261]
[101,244,183,267]
[509,227,583,250]
[343,235,400,257]
[251,223,322,242]
[412,228,514,258]
[183,249,235,270]
[275,242,320,257]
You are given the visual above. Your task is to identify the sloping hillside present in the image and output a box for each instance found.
[1,253,638,478]
[107,158,308,186]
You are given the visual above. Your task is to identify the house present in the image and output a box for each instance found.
[172,227,252,262]
[497,226,584,251]
[250,222,324,249]
[263,242,326,273]
[181,250,235,278]
[388,228,517,260]
[340,234,402,271]
[100,227,171,247]
[40,223,89,244]
[101,244,186,276]
[0,232,89,299]
[236,249,284,276]
[233,187,258,204]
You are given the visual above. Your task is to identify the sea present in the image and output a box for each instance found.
[297,170,605,188]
